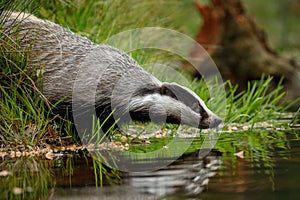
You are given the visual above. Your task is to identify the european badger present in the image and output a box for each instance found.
[1,12,222,132]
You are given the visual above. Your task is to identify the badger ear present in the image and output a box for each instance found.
[160,83,177,99]
[161,82,193,99]
[160,82,202,113]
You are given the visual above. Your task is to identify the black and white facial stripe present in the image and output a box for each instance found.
[128,82,222,129]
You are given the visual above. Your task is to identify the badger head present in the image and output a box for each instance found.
[125,82,222,129]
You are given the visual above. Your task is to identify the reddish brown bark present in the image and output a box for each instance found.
[188,0,300,109]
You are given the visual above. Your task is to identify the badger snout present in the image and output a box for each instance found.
[210,115,223,128]
[199,113,223,129]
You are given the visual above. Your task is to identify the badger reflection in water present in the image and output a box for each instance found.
[125,150,221,197]
[51,150,221,200]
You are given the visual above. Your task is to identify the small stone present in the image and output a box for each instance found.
[15,151,22,157]
[124,143,129,150]
[120,136,127,142]
[45,151,53,160]
[13,187,23,195]
[242,125,249,131]
[0,152,7,158]
[131,134,137,139]
[26,186,33,193]
[10,151,16,158]
[0,170,12,176]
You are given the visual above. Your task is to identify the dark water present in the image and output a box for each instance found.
[201,139,300,200]
[1,129,299,200]
[50,132,300,200]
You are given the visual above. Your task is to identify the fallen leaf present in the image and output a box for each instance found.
[45,151,53,160]
[234,151,244,159]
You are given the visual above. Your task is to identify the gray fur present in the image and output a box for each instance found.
[1,12,222,130]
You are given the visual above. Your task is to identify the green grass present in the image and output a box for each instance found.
[34,0,184,43]
[0,31,50,147]
[223,76,292,125]
[0,27,74,150]
[1,0,298,150]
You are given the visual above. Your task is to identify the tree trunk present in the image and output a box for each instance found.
[187,0,300,109]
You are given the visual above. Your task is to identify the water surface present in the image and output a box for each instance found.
[52,131,300,200]
[1,128,299,200]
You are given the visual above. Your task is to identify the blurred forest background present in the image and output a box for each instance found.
[246,0,300,52]
[31,0,300,53]
[177,0,300,54]
[175,0,300,108]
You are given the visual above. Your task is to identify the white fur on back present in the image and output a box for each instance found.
[7,11,41,23]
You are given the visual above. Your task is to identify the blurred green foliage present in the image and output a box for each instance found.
[245,0,300,52]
